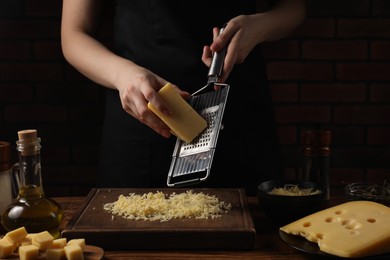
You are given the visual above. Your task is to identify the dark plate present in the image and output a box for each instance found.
[279,230,390,259]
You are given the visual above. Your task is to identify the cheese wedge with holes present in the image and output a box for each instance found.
[280,200,390,258]
[147,82,207,143]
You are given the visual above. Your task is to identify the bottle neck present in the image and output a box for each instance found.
[16,137,44,197]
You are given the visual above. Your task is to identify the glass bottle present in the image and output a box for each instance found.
[1,129,63,238]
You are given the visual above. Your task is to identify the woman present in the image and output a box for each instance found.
[61,0,306,196]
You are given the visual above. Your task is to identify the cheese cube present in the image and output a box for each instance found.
[5,226,28,243]
[64,244,84,260]
[20,233,37,246]
[280,200,390,258]
[67,238,85,251]
[31,230,54,250]
[50,238,67,249]
[46,248,65,260]
[147,82,207,143]
[18,244,39,260]
[0,238,14,258]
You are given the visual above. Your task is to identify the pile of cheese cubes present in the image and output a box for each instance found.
[0,226,85,260]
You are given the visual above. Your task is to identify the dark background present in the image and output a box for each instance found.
[1,0,389,197]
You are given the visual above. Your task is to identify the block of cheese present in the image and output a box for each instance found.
[31,230,54,250]
[46,248,66,260]
[20,233,37,246]
[64,244,84,260]
[147,82,207,143]
[50,238,67,249]
[0,238,14,258]
[5,226,28,243]
[280,200,390,258]
[18,244,39,260]
[67,238,85,251]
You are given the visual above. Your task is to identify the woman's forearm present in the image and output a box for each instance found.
[61,29,133,91]
[256,0,307,42]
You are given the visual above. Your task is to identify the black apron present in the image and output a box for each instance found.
[97,0,284,196]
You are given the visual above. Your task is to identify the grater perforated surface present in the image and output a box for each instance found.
[178,105,219,156]
[167,84,229,187]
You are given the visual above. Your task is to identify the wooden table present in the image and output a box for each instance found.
[56,196,345,260]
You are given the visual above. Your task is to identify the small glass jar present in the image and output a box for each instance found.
[1,129,63,238]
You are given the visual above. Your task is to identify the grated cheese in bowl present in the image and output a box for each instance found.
[103,190,232,222]
[268,184,322,196]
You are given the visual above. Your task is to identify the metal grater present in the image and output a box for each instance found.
[167,27,229,187]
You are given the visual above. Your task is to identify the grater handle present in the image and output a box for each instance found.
[191,25,227,96]
[207,27,226,84]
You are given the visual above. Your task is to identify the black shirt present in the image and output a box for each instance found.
[97,0,284,196]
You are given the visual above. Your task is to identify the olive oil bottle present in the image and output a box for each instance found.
[1,129,63,238]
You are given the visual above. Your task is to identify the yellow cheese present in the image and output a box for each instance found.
[46,248,65,260]
[50,238,67,249]
[31,230,54,250]
[18,244,39,260]
[147,82,207,143]
[5,226,28,243]
[1,227,88,260]
[67,238,85,251]
[0,237,14,258]
[103,190,232,222]
[20,233,37,246]
[280,200,390,258]
[64,244,84,260]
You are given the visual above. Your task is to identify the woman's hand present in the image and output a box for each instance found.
[115,64,190,138]
[202,0,306,84]
[61,0,190,138]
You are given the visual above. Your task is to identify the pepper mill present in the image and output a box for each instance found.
[301,129,331,200]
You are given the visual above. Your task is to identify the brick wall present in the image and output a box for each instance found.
[264,0,390,191]
[1,0,389,196]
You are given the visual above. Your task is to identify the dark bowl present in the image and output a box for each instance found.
[257,180,326,226]
[345,182,390,207]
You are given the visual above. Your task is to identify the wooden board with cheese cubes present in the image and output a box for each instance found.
[279,200,390,258]
[0,226,103,260]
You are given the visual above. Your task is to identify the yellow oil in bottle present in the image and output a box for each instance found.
[1,129,63,238]
[2,185,63,238]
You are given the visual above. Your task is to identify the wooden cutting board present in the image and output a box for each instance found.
[61,188,256,250]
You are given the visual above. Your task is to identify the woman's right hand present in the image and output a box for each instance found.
[61,0,190,138]
[115,63,190,138]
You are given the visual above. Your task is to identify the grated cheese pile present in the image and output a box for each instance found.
[103,190,232,222]
[268,184,322,196]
